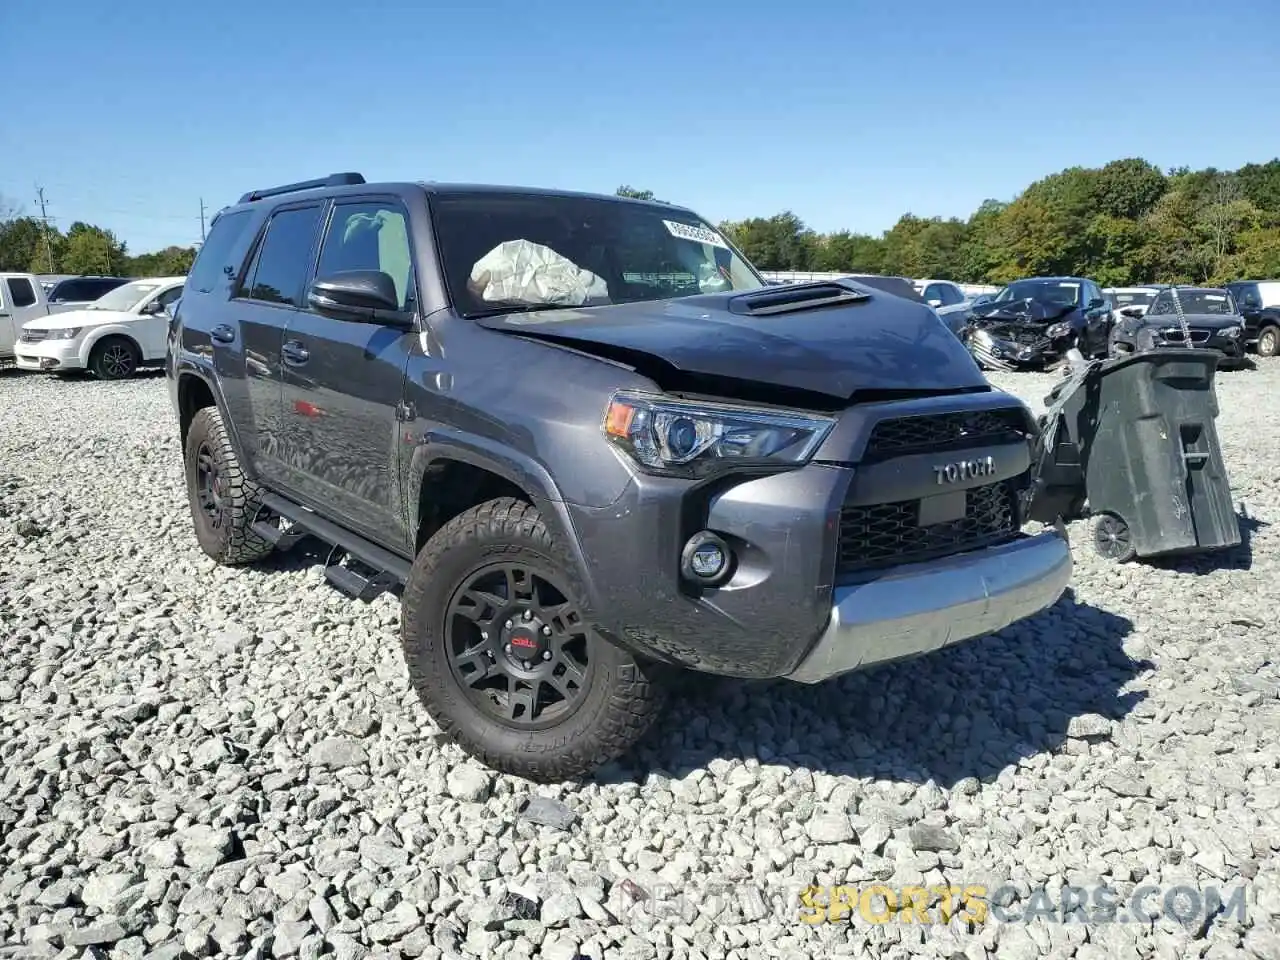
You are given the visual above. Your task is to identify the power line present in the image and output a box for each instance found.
[199,198,206,242]
[35,185,54,273]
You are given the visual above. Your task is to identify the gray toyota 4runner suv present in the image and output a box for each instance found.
[168,173,1072,781]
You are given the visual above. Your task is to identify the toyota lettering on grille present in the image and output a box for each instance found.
[933,456,996,485]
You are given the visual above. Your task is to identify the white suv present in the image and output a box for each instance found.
[15,276,186,379]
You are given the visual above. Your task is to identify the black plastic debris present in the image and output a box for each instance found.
[1028,349,1242,562]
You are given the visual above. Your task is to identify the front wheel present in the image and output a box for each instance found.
[401,497,667,781]
[1257,325,1280,358]
[89,336,140,380]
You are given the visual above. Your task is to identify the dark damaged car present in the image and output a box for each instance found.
[1109,286,1249,368]
[166,175,1073,780]
[961,276,1113,370]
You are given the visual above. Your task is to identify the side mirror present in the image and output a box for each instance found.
[1120,306,1143,318]
[1088,297,1106,310]
[307,270,410,326]
[926,298,942,307]
[140,300,165,315]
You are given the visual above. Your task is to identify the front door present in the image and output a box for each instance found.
[1,277,48,354]
[136,284,186,360]
[276,198,418,552]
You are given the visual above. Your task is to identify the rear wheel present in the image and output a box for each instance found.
[401,497,667,781]
[89,336,140,380]
[183,407,274,565]
[1257,325,1279,358]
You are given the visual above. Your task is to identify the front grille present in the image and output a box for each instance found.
[837,480,1017,576]
[1005,329,1051,347]
[864,407,1029,459]
[19,329,48,343]
[1160,327,1211,344]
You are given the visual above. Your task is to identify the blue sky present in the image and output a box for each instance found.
[3,0,1278,255]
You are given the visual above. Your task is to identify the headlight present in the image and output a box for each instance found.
[1223,325,1243,339]
[45,328,81,340]
[1045,322,1072,339]
[602,390,836,478]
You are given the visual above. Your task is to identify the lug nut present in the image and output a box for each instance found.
[480,631,488,640]
[505,644,513,654]
[542,651,552,661]
[542,626,551,636]
[504,619,512,629]
[522,660,532,669]
[523,610,532,621]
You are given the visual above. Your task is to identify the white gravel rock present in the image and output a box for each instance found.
[1,362,1278,958]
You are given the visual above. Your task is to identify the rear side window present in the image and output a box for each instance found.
[237,205,325,307]
[6,278,36,308]
[189,210,254,295]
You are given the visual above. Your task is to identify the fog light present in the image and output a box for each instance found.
[39,358,59,370]
[681,531,731,585]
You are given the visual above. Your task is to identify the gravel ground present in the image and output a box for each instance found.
[1,361,1278,960]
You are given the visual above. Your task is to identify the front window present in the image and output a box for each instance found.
[1149,289,1237,316]
[995,279,1082,309]
[430,192,764,317]
[85,281,162,312]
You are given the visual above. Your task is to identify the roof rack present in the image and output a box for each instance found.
[238,172,366,204]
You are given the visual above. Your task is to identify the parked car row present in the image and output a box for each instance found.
[0,272,184,379]
[926,274,1279,373]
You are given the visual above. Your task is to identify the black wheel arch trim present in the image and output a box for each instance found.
[403,427,607,622]
[173,359,256,483]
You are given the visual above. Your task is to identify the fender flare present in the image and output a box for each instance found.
[173,359,256,480]
[405,426,603,614]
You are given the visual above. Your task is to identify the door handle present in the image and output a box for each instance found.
[211,324,235,344]
[281,340,309,365]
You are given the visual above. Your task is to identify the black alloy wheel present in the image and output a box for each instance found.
[445,561,592,730]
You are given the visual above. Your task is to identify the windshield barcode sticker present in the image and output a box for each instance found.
[663,220,729,249]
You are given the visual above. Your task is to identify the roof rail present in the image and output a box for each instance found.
[238,172,366,204]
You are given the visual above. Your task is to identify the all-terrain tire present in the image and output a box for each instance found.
[183,406,274,565]
[89,336,141,380]
[1257,324,1280,358]
[401,497,667,781]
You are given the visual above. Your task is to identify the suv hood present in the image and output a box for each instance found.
[24,308,133,330]
[971,298,1075,325]
[473,283,989,401]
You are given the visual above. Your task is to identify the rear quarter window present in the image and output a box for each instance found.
[188,210,256,295]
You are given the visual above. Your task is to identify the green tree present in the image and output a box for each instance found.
[60,222,128,275]
[719,212,817,271]
[616,185,656,201]
[0,217,61,273]
[126,245,197,277]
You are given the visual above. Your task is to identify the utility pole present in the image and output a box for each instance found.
[35,186,55,273]
[199,198,206,242]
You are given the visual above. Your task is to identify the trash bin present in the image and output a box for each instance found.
[1027,349,1241,562]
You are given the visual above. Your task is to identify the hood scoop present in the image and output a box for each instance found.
[727,281,871,317]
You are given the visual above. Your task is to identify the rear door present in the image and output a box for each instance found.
[275,196,418,550]
[226,202,328,486]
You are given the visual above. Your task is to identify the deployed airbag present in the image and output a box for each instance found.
[468,240,610,306]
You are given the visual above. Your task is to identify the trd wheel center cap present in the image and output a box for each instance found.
[507,629,545,661]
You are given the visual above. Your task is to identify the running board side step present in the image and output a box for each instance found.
[256,492,412,601]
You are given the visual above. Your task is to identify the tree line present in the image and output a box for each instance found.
[621,157,1280,286]
[0,199,197,278]
[6,160,1278,287]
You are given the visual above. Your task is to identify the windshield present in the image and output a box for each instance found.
[995,279,1081,309]
[1148,290,1237,316]
[430,192,764,317]
[1110,290,1156,308]
[86,281,161,312]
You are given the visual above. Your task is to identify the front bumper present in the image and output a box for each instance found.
[14,339,83,371]
[786,528,1072,683]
